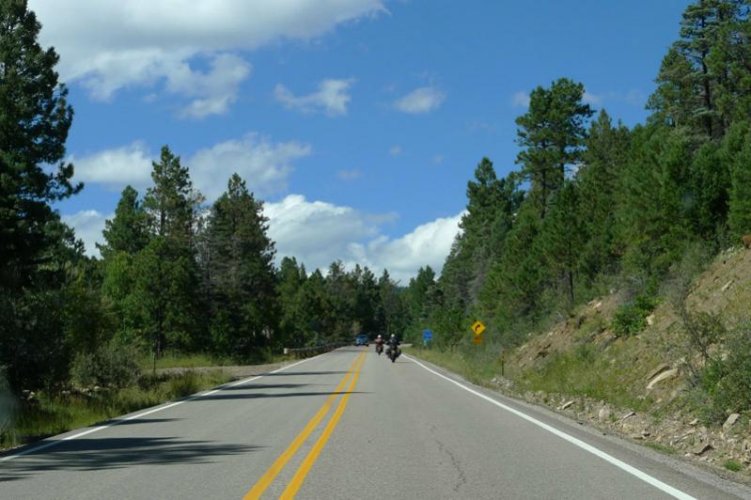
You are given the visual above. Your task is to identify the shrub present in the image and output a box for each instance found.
[612,294,658,337]
[70,342,141,389]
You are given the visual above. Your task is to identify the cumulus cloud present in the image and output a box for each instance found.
[70,134,311,200]
[63,194,461,281]
[29,1,385,116]
[189,134,311,200]
[394,86,446,114]
[347,213,463,283]
[71,142,154,191]
[274,79,354,116]
[62,210,110,257]
[264,195,462,283]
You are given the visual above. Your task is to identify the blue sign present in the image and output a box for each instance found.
[422,329,433,341]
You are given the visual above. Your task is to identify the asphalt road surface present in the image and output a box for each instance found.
[2,347,751,499]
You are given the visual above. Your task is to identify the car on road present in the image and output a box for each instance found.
[354,334,369,346]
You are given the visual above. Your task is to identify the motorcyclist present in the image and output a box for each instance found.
[374,334,384,354]
[385,334,400,360]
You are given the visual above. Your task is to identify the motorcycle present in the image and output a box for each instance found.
[386,344,400,363]
[375,341,383,355]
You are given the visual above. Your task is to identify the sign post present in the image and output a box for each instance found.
[422,329,433,347]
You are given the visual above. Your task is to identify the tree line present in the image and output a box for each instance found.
[3,0,751,399]
[404,0,751,350]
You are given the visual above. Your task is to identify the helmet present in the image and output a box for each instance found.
[390,334,396,339]
[377,334,382,339]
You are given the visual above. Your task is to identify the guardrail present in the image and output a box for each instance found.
[283,342,347,359]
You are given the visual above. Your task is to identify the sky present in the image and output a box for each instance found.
[30,0,691,284]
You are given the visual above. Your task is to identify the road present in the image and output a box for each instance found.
[2,347,750,499]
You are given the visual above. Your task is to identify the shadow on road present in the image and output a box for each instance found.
[259,371,348,377]
[0,436,260,483]
[109,418,182,426]
[198,391,369,401]
[220,383,310,391]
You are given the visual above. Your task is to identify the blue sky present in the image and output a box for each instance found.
[32,0,690,283]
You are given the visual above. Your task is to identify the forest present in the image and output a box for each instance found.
[2,0,751,427]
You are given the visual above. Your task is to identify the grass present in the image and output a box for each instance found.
[1,370,231,451]
[644,441,676,455]
[138,353,231,370]
[724,460,743,472]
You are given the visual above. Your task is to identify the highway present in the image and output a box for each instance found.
[2,346,750,499]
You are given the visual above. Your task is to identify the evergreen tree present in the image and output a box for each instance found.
[277,257,308,347]
[206,174,278,358]
[137,146,204,356]
[728,123,751,237]
[515,78,593,219]
[0,0,82,390]
[577,111,631,281]
[98,185,150,258]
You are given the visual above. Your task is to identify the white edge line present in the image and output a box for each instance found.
[404,354,695,500]
[0,355,321,462]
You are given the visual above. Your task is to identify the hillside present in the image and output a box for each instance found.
[500,245,751,478]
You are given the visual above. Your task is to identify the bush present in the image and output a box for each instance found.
[699,322,751,422]
[612,294,658,337]
[70,342,141,389]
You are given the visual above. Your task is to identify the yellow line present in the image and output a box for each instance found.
[279,353,366,499]
[243,352,364,500]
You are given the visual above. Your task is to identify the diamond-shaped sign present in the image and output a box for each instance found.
[471,320,486,336]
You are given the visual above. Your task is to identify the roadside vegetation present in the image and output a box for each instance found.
[3,0,751,471]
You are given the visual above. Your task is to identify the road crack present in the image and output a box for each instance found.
[434,438,467,493]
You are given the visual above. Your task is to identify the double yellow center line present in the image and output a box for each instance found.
[244,352,366,499]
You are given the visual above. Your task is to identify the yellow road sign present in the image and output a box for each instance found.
[471,320,486,336]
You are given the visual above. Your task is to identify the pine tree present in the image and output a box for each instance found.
[515,78,593,218]
[98,185,150,258]
[0,0,82,390]
[206,174,278,358]
[136,146,205,356]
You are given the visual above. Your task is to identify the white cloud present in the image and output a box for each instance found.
[511,91,530,108]
[30,1,385,116]
[394,86,446,114]
[389,145,402,156]
[348,213,463,283]
[62,210,110,257]
[71,142,154,191]
[274,79,354,116]
[63,194,461,281]
[189,134,311,200]
[265,195,462,283]
[70,134,311,200]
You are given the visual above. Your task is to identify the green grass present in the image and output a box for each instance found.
[1,370,231,451]
[138,353,230,370]
[406,345,506,387]
[724,460,743,472]
[644,441,676,455]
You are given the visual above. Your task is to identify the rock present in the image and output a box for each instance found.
[646,363,671,381]
[631,434,644,440]
[559,400,575,411]
[689,418,699,426]
[723,413,740,431]
[646,314,655,326]
[598,407,611,421]
[693,443,713,456]
[647,368,679,390]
